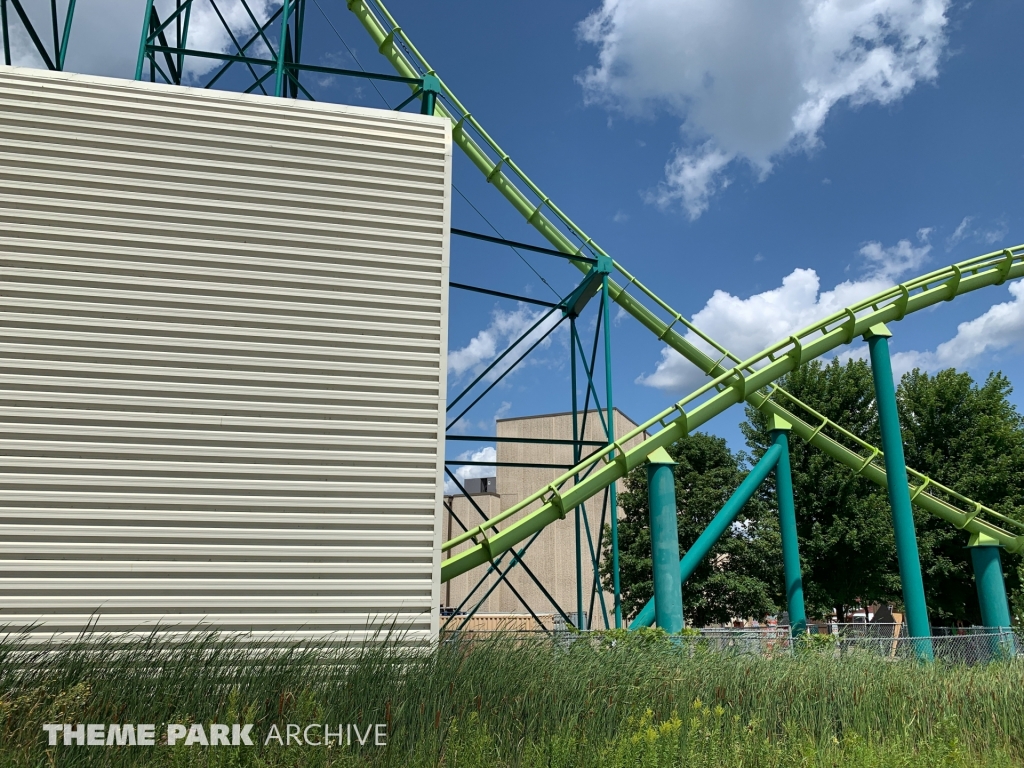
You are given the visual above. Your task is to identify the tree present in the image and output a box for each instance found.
[608,359,1024,630]
[603,432,782,627]
[1013,562,1024,627]
[897,369,1024,624]
[742,358,901,621]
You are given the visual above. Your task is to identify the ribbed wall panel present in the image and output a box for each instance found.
[0,67,451,642]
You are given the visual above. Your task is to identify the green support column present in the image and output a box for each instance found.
[645,447,683,633]
[968,532,1015,658]
[865,323,933,660]
[770,417,807,638]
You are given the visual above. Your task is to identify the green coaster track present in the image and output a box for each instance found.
[341,0,1024,586]
[4,0,1020,627]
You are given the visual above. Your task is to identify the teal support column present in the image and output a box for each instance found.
[570,317,585,629]
[420,74,440,115]
[631,442,782,629]
[274,0,292,97]
[2,0,11,67]
[601,274,622,628]
[176,0,192,85]
[645,448,683,633]
[969,532,1016,658]
[134,0,155,80]
[865,323,933,660]
[771,417,807,638]
[58,0,77,70]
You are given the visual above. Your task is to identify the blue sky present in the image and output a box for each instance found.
[386,0,1024,469]
[7,0,1024,471]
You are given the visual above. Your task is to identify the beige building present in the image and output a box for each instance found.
[442,409,647,629]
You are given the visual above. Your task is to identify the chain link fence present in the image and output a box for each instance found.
[442,624,1021,664]
[684,624,1020,663]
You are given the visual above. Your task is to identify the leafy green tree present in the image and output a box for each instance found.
[742,358,901,622]
[897,369,1024,624]
[603,432,782,627]
[609,359,1024,630]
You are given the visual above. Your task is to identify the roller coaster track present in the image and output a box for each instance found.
[346,0,1024,582]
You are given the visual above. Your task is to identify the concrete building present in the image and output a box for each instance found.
[443,409,647,628]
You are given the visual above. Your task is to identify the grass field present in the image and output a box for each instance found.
[1,629,1022,767]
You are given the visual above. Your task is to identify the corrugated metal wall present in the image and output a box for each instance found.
[0,67,451,642]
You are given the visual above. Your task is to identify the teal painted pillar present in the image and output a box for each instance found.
[420,74,440,115]
[645,447,683,633]
[602,274,622,628]
[771,417,807,638]
[2,0,12,67]
[865,324,933,660]
[134,0,155,80]
[969,532,1016,658]
[570,317,585,630]
[274,0,292,97]
[58,0,77,70]
[631,442,782,629]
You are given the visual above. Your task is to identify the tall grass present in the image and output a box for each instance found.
[0,628,1022,767]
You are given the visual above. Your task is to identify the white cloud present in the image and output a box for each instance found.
[7,0,279,81]
[638,230,931,392]
[170,0,280,81]
[578,0,950,218]
[981,222,1010,246]
[648,141,734,218]
[888,280,1024,375]
[946,216,1010,251]
[444,446,497,495]
[858,230,931,281]
[947,216,973,250]
[447,305,562,380]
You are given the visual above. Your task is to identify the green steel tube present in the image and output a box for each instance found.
[646,455,683,633]
[274,0,291,97]
[602,276,622,628]
[866,326,933,660]
[134,0,155,80]
[441,252,1024,582]
[348,1,1024,574]
[772,426,807,637]
[630,443,782,629]
[350,2,1024,566]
